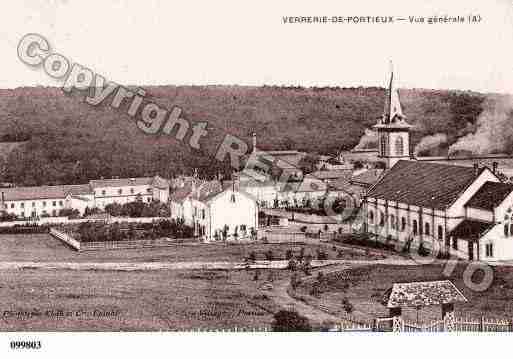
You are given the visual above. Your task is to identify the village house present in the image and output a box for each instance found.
[0,175,170,218]
[170,178,258,241]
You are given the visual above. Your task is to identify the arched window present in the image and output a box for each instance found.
[395,137,404,156]
[379,211,385,227]
[438,225,443,240]
[380,134,388,156]
[413,220,418,235]
[425,222,430,236]
[505,223,509,237]
[390,214,395,229]
[369,210,374,224]
[401,217,406,231]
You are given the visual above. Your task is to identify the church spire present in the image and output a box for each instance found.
[374,61,412,169]
[382,61,405,124]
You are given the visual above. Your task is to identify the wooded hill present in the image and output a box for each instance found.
[0,85,487,186]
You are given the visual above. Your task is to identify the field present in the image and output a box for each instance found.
[0,268,287,331]
[0,234,384,263]
[0,233,384,330]
[293,264,513,324]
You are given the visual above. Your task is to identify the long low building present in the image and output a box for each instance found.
[0,175,169,218]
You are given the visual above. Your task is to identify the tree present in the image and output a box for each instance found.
[298,154,320,175]
[272,310,311,332]
[265,250,274,261]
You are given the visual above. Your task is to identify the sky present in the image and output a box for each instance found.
[1,0,513,93]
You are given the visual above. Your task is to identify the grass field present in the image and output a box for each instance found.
[293,264,513,324]
[0,267,291,331]
[0,234,384,263]
[0,233,388,330]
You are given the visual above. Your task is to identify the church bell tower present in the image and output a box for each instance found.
[373,62,412,169]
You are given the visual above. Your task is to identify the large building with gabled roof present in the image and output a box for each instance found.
[362,65,513,261]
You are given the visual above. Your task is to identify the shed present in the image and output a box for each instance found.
[385,280,467,319]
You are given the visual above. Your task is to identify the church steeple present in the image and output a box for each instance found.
[374,62,412,169]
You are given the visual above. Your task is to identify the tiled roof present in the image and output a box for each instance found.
[169,180,194,203]
[90,176,169,189]
[350,169,383,187]
[366,160,480,209]
[0,184,93,201]
[464,181,513,211]
[197,180,223,202]
[387,280,467,308]
[170,179,223,203]
[151,175,170,189]
[448,219,494,240]
[308,170,352,180]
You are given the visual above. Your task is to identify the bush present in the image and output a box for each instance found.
[265,250,274,261]
[58,208,81,219]
[285,249,294,260]
[316,271,325,283]
[287,258,297,271]
[316,248,328,260]
[272,310,311,332]
[418,242,430,257]
[290,273,301,290]
[0,212,19,222]
[342,297,354,313]
[309,282,321,297]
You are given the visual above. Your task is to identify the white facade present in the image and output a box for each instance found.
[171,188,258,242]
[0,176,170,218]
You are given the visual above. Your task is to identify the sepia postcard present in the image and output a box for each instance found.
[1,0,513,357]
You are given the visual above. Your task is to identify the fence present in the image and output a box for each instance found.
[49,228,81,250]
[336,316,513,332]
[49,227,195,252]
[0,216,170,228]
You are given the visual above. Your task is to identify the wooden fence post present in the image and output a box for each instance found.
[372,318,378,332]
[480,316,485,332]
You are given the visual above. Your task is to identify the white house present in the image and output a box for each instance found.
[170,179,258,241]
[90,176,169,209]
[0,175,170,218]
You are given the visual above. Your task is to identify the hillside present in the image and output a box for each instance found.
[0,85,496,186]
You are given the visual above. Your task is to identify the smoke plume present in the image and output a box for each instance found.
[414,133,447,155]
[448,96,513,155]
[354,128,378,150]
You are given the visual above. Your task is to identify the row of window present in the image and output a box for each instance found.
[15,209,60,218]
[96,188,153,196]
[5,200,64,209]
[368,210,444,239]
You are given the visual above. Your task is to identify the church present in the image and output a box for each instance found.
[363,67,513,262]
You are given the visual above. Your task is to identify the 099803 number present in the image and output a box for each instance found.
[10,341,42,350]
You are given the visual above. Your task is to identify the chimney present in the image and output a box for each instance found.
[493,161,498,174]
[473,163,479,176]
[252,132,257,153]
